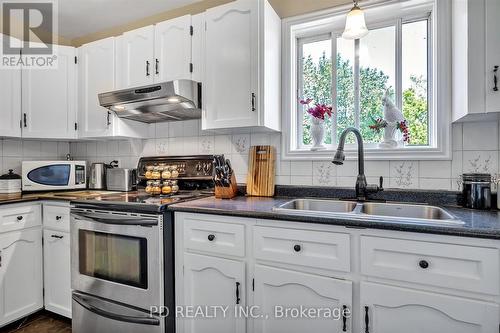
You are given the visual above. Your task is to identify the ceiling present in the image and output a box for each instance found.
[49,0,200,39]
[44,0,354,43]
[269,0,352,18]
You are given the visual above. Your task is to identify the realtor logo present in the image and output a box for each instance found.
[1,0,58,68]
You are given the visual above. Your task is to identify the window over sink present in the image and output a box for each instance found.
[282,0,451,160]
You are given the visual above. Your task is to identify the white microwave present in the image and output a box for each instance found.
[22,161,86,191]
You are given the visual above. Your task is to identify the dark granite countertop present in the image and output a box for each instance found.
[169,195,500,240]
[0,191,121,205]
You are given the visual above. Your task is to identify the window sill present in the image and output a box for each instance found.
[282,145,451,161]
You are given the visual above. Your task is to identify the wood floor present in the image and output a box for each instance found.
[0,311,71,333]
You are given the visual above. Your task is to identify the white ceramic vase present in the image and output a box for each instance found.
[310,117,326,151]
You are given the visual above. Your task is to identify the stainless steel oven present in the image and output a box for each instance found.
[70,208,164,333]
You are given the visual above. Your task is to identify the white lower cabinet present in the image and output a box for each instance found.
[182,253,246,333]
[0,227,43,327]
[253,265,352,333]
[43,229,71,318]
[175,213,500,333]
[360,282,499,333]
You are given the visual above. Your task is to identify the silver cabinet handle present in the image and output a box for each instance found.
[251,93,256,112]
[155,59,159,75]
[146,60,150,76]
[71,212,157,226]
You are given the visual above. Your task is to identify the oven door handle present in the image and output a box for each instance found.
[73,292,160,326]
[71,212,158,226]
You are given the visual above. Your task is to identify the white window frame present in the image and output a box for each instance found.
[281,0,451,161]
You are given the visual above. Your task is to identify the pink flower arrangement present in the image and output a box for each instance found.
[300,98,332,121]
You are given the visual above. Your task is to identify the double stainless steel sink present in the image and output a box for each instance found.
[273,199,463,226]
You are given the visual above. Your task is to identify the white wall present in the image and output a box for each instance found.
[0,140,70,174]
[69,119,498,191]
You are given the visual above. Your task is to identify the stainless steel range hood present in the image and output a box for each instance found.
[98,80,201,123]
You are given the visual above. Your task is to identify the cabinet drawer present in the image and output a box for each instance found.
[43,205,70,232]
[183,218,245,257]
[253,226,350,272]
[361,236,500,295]
[0,203,41,233]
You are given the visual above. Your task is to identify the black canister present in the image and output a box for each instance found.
[461,173,492,209]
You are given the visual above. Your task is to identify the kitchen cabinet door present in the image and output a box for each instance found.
[191,13,205,83]
[360,282,498,333]
[253,265,352,333]
[486,0,500,113]
[181,253,246,333]
[43,229,71,318]
[78,37,115,138]
[203,0,259,129]
[0,34,21,138]
[0,228,43,327]
[155,15,192,82]
[22,45,77,139]
[0,68,21,137]
[120,25,155,88]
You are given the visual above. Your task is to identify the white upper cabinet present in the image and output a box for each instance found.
[0,34,22,138]
[22,45,77,139]
[155,15,192,82]
[485,0,500,113]
[202,0,281,131]
[78,37,116,137]
[191,13,205,83]
[0,69,21,137]
[78,37,148,139]
[120,25,155,88]
[452,0,500,121]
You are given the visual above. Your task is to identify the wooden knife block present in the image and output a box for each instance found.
[246,145,276,197]
[215,174,238,199]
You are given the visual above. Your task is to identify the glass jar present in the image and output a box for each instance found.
[162,167,171,179]
[145,165,154,179]
[145,180,154,194]
[171,166,179,178]
[152,180,162,195]
[162,181,172,195]
[171,180,179,194]
[151,166,161,180]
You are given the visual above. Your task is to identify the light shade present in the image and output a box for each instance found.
[342,5,369,39]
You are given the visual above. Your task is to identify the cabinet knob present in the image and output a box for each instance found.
[16,216,23,221]
[207,234,215,242]
[419,260,429,269]
[293,244,301,252]
[56,216,62,221]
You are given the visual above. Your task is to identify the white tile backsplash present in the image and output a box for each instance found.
[0,139,70,174]
[419,161,452,179]
[65,119,500,191]
[463,122,498,150]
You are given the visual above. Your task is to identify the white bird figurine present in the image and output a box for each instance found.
[379,89,405,148]
[382,89,404,123]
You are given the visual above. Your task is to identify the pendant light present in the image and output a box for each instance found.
[342,0,369,39]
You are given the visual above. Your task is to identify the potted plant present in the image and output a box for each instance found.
[300,98,333,151]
